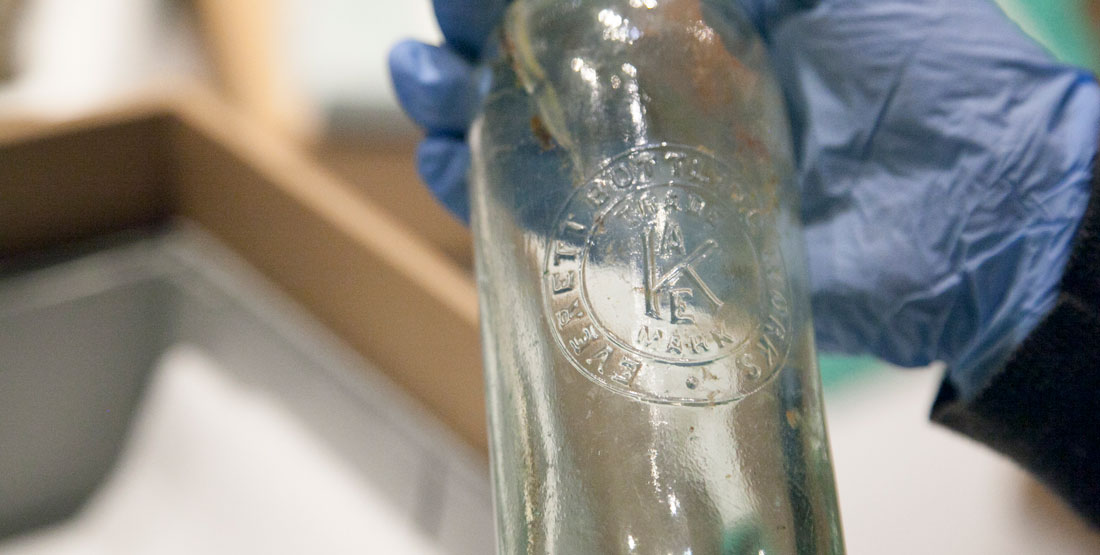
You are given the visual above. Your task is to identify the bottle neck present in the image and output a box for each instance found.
[504,0,779,178]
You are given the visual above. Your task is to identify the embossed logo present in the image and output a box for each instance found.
[542,145,792,404]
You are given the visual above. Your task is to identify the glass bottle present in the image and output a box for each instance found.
[468,1,844,553]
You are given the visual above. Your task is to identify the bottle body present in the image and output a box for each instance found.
[469,1,843,552]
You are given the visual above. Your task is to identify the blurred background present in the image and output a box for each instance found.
[0,1,1098,554]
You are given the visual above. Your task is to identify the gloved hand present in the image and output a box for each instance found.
[389,0,1100,399]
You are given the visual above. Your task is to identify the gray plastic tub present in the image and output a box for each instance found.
[0,226,492,553]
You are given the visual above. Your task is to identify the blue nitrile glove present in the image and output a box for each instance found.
[389,0,1100,401]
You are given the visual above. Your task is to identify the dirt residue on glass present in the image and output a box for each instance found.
[530,115,556,150]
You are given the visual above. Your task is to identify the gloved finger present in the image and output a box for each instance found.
[417,136,471,223]
[433,0,509,60]
[389,40,482,135]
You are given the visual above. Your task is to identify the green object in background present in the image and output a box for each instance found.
[819,355,881,390]
[997,0,1100,72]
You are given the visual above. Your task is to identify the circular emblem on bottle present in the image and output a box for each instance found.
[542,145,792,405]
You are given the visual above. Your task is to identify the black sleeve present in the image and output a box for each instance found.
[930,145,1100,527]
